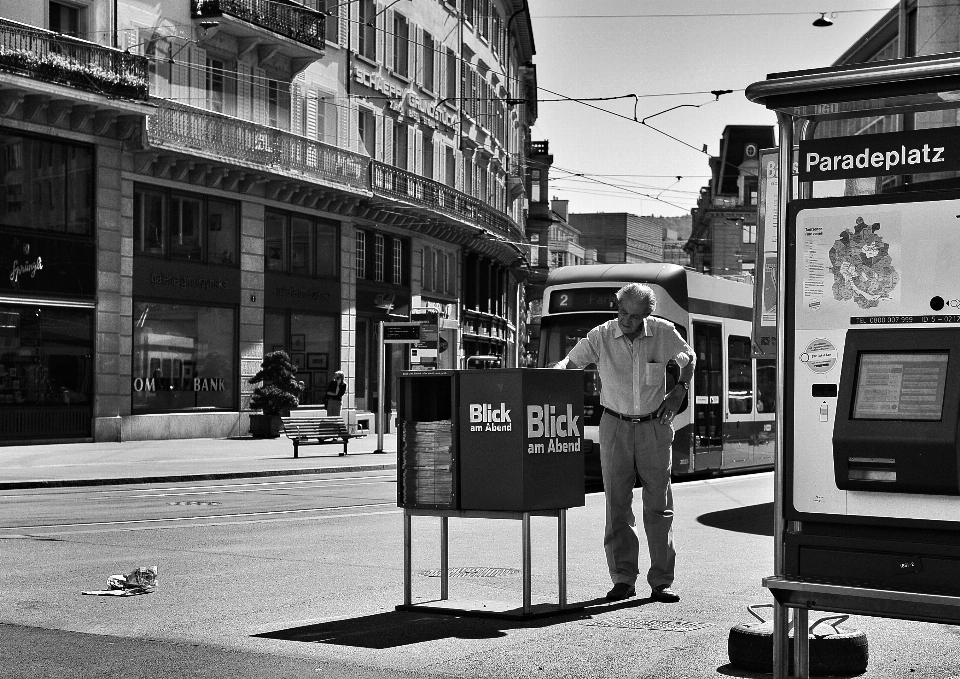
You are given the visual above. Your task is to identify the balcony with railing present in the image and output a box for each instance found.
[149,100,369,190]
[192,0,325,69]
[0,17,148,100]
[371,162,524,242]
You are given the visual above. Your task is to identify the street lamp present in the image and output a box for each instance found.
[812,13,834,27]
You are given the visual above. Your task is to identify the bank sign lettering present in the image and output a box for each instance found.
[798,128,960,181]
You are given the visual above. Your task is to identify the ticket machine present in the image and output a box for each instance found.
[787,193,960,594]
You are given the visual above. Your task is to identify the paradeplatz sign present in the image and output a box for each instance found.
[798,127,960,181]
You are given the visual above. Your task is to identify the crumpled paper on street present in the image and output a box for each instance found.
[82,565,158,596]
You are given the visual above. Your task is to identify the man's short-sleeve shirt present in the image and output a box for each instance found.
[567,317,693,416]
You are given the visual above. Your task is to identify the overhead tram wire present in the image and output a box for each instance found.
[532,8,894,19]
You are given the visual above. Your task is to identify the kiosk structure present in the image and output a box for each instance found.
[395,368,585,618]
[747,54,960,677]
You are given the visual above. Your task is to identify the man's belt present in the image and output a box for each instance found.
[604,408,658,423]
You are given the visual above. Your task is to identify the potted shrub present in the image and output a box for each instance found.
[247,350,303,438]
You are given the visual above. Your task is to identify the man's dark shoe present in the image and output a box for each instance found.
[650,585,680,603]
[605,583,636,601]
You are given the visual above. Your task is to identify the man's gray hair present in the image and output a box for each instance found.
[616,283,657,313]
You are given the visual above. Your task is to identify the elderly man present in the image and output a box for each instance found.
[555,283,695,603]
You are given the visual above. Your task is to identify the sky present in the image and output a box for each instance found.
[526,0,897,219]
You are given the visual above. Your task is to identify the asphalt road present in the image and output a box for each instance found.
[2,472,959,678]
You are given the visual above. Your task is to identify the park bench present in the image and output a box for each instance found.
[280,416,354,458]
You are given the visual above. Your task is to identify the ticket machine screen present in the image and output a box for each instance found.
[852,352,948,421]
[833,329,960,495]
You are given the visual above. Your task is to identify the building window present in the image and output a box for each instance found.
[374,233,385,282]
[132,302,236,412]
[492,8,502,54]
[477,0,488,38]
[744,176,758,206]
[444,146,455,187]
[393,120,408,169]
[268,80,279,127]
[742,222,757,244]
[423,245,454,295]
[264,209,338,276]
[423,31,435,89]
[49,1,81,37]
[316,94,337,144]
[445,48,457,99]
[463,0,474,24]
[422,131,433,179]
[530,169,541,203]
[358,108,376,157]
[356,230,366,278]
[394,13,409,77]
[323,0,338,43]
[358,0,376,60]
[206,57,225,113]
[134,186,238,265]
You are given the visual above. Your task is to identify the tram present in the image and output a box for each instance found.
[537,263,775,481]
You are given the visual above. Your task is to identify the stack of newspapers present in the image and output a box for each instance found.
[401,419,454,507]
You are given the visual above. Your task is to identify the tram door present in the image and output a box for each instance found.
[692,321,723,471]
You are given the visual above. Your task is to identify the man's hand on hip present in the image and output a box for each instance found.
[656,385,687,425]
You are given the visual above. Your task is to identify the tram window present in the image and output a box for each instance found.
[756,358,776,413]
[728,335,754,414]
[538,318,595,366]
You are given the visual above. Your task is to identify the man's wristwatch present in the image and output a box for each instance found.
[677,381,688,391]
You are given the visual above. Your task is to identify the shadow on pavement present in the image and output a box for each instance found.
[254,597,656,649]
[696,502,773,537]
[715,662,768,678]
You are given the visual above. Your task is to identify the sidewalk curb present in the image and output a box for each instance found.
[0,463,398,491]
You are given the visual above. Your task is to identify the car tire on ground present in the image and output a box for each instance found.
[728,605,868,676]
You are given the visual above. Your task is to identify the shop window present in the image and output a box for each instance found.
[392,239,402,284]
[208,201,238,265]
[316,220,337,277]
[728,335,754,414]
[265,209,338,277]
[265,210,287,271]
[290,216,314,276]
[356,230,366,278]
[133,185,238,265]
[357,228,408,285]
[0,131,93,235]
[132,301,236,412]
[262,310,337,407]
[0,305,93,408]
[171,194,203,261]
[374,234,385,282]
